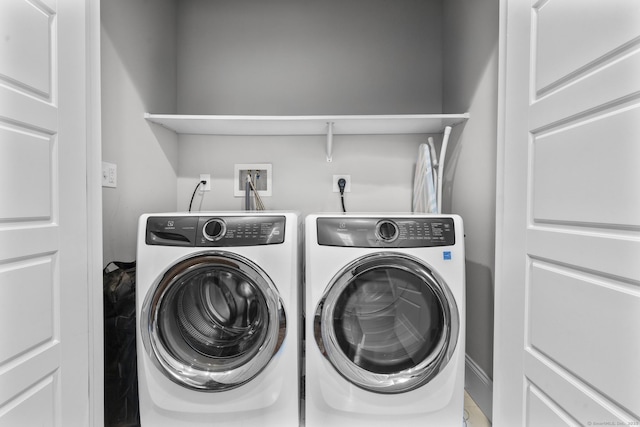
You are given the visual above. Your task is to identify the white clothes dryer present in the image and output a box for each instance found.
[136,212,300,427]
[304,213,465,427]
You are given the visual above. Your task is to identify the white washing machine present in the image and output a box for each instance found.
[304,213,465,427]
[136,212,301,427]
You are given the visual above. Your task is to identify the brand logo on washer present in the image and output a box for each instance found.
[443,251,452,260]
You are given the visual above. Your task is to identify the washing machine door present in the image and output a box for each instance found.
[314,252,459,394]
[141,252,286,391]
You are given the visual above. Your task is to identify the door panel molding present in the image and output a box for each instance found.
[495,0,640,425]
[525,350,637,424]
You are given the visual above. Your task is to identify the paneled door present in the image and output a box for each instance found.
[0,0,95,426]
[494,0,640,425]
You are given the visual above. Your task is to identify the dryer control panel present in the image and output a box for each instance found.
[317,217,455,248]
[146,216,285,247]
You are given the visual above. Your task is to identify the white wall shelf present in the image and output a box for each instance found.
[144,113,469,161]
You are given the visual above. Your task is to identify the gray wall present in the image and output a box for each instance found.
[177,134,434,215]
[177,0,443,115]
[101,0,179,265]
[175,0,445,216]
[443,0,499,417]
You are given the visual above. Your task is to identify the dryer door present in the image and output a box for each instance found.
[141,252,286,391]
[314,252,459,394]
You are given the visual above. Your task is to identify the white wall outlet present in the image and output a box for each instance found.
[234,164,272,197]
[333,175,351,193]
[199,174,211,191]
[102,162,117,188]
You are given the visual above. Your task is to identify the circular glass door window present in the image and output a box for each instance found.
[315,252,459,394]
[141,252,286,391]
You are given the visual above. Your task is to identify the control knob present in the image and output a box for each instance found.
[375,220,399,242]
[203,218,226,241]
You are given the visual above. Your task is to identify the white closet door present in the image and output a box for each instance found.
[495,0,640,425]
[0,0,92,426]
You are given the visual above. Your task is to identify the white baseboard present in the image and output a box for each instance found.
[465,354,493,422]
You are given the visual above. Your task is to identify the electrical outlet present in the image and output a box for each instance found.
[234,164,272,197]
[333,175,351,192]
[102,162,117,188]
[199,174,211,191]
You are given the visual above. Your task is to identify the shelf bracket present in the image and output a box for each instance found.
[326,122,334,162]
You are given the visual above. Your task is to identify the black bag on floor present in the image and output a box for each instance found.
[103,261,140,427]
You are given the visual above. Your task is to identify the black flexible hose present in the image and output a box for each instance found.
[189,180,206,212]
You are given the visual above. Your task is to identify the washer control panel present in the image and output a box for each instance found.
[196,216,285,246]
[317,217,455,248]
[146,215,285,247]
